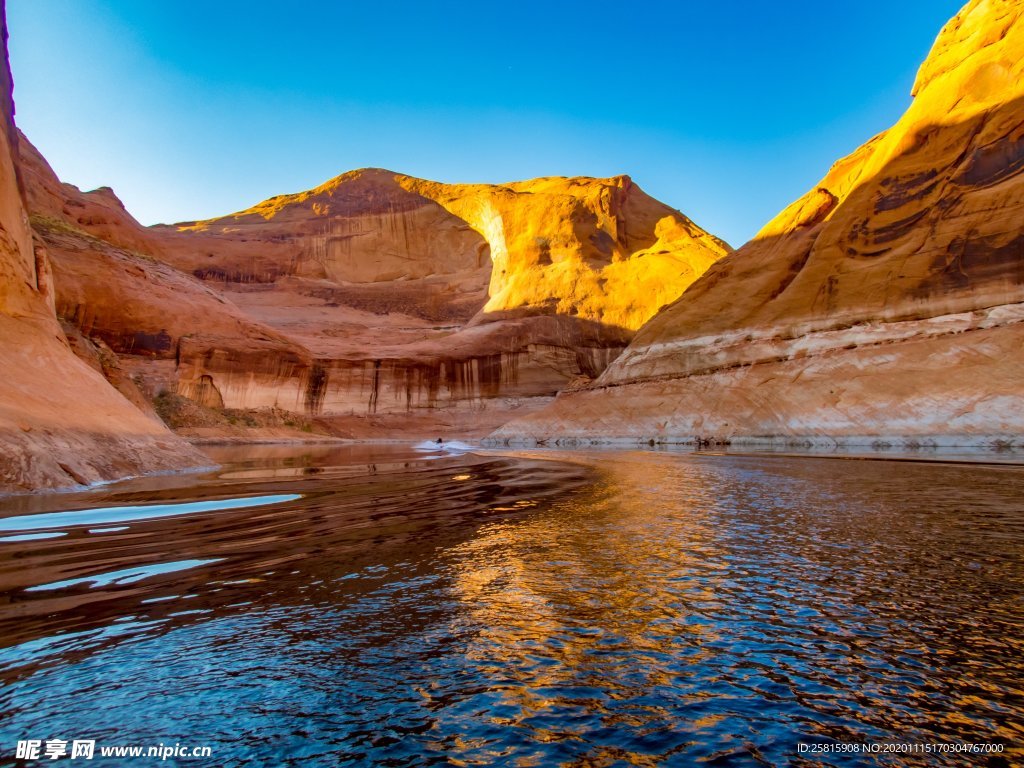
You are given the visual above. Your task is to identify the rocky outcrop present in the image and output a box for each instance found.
[19,130,728,439]
[0,6,206,493]
[20,134,296,360]
[493,0,1024,447]
[151,169,730,331]
[150,170,728,435]
[400,175,731,331]
[152,168,492,287]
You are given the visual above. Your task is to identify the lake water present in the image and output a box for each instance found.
[0,445,1021,766]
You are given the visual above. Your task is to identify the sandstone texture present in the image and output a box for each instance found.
[399,175,730,331]
[0,10,207,493]
[494,0,1024,447]
[144,170,729,437]
[14,0,1013,464]
[21,135,296,360]
[17,126,727,442]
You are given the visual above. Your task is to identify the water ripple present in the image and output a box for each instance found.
[0,446,1021,767]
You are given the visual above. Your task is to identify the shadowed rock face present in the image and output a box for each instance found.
[0,8,206,493]
[20,132,305,382]
[152,168,493,287]
[494,0,1024,446]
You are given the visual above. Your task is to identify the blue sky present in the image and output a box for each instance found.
[8,0,964,247]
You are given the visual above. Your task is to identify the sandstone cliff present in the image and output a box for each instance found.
[399,175,730,331]
[19,130,727,440]
[0,5,206,492]
[494,0,1024,447]
[148,170,728,436]
[20,134,299,362]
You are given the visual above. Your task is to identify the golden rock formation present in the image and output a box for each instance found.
[152,168,729,332]
[494,0,1024,446]
[400,174,730,331]
[18,129,727,441]
[138,169,728,435]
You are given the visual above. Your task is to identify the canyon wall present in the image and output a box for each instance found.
[21,137,728,438]
[400,175,731,331]
[493,0,1024,447]
[20,135,298,360]
[0,5,206,492]
[149,170,729,435]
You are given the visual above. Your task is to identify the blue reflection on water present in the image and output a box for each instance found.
[27,559,224,592]
[0,494,301,532]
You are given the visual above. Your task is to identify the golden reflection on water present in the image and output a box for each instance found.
[447,453,726,757]
[440,450,1024,764]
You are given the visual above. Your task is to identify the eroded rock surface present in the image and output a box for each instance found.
[0,15,206,493]
[18,126,728,440]
[494,0,1024,447]
[146,170,729,436]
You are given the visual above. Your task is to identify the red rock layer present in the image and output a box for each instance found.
[21,143,728,438]
[7,8,728,446]
[0,6,206,493]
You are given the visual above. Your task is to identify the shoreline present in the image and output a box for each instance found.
[475,437,1024,467]
[475,444,1024,471]
[689,449,1024,467]
[186,436,485,447]
[4,433,1022,501]
[482,433,1023,450]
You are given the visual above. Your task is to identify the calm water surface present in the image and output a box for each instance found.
[0,445,1021,767]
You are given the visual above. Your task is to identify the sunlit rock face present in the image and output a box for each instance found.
[0,17,205,492]
[150,168,493,290]
[144,169,728,435]
[494,0,1024,446]
[22,131,727,437]
[400,174,731,331]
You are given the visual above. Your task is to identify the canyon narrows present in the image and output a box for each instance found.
[1,18,730,492]
[25,157,729,451]
[3,1,1024,764]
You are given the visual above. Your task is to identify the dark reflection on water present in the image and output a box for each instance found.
[0,446,1022,767]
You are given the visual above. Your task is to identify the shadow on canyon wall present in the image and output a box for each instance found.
[606,93,1024,391]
